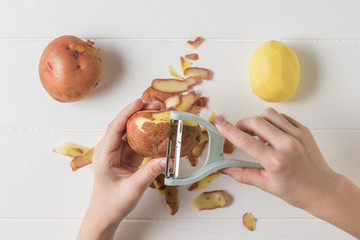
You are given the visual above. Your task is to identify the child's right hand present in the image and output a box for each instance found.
[214,108,360,238]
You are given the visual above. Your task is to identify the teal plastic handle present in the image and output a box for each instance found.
[164,112,263,186]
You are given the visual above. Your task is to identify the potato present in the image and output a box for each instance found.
[126,110,201,157]
[249,40,300,102]
[39,35,103,102]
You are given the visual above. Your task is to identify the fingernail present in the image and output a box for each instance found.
[160,159,167,169]
[213,116,225,125]
[147,100,161,106]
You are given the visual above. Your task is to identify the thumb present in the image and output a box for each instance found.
[131,158,166,190]
[220,167,267,190]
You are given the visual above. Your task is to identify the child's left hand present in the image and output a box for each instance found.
[77,99,166,240]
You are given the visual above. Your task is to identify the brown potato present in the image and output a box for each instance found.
[126,110,201,157]
[39,35,103,102]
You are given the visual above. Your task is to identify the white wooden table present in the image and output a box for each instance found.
[0,0,359,239]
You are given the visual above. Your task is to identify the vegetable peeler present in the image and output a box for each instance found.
[165,111,263,186]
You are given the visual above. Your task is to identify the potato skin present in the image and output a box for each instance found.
[126,111,201,157]
[141,87,175,103]
[165,186,179,215]
[39,35,103,102]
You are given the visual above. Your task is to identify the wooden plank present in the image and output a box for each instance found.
[1,0,360,39]
[1,40,360,128]
[0,130,358,219]
[0,218,355,240]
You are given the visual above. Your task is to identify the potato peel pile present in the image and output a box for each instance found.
[127,36,232,215]
[53,37,258,223]
[128,36,213,165]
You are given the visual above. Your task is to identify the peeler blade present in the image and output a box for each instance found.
[164,111,263,186]
[165,119,183,179]
[173,119,183,178]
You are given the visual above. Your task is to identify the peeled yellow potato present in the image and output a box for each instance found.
[249,40,300,102]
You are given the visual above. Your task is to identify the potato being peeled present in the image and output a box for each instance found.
[39,35,103,102]
[126,110,201,157]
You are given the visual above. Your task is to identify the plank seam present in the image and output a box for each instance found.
[0,217,321,222]
[1,128,360,132]
[2,38,360,43]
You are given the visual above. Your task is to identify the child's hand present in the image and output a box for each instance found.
[214,108,360,238]
[77,99,166,240]
[214,107,336,209]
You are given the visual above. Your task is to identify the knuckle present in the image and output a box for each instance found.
[240,173,252,185]
[107,120,115,131]
[295,126,315,146]
[290,124,311,141]
[232,174,244,183]
[261,107,276,118]
[107,119,119,133]
[222,121,233,132]
[229,169,247,184]
[146,165,159,179]
[291,128,303,139]
[220,121,235,136]
[283,136,301,153]
[270,153,288,172]
[236,134,254,149]
[300,125,312,136]
[235,119,243,128]
[249,116,264,129]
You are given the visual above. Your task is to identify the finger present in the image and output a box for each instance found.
[281,113,303,128]
[213,116,273,167]
[103,99,144,152]
[131,158,167,190]
[143,101,162,110]
[281,113,312,141]
[258,136,268,145]
[220,167,268,190]
[235,115,289,149]
[261,108,299,137]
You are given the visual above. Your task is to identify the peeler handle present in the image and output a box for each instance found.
[165,112,263,186]
[165,158,262,185]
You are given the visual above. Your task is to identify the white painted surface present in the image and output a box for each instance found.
[0,219,354,240]
[0,0,359,239]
